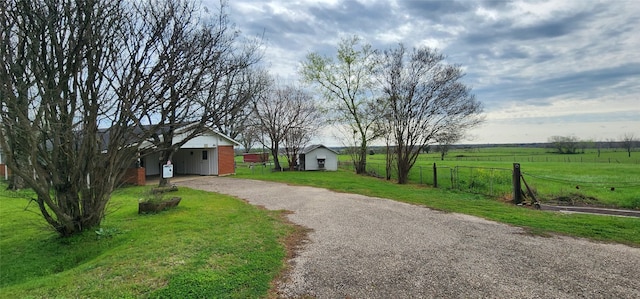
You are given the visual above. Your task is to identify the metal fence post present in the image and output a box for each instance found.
[433,163,438,188]
[513,163,522,204]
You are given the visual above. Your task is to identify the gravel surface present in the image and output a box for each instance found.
[180,177,640,298]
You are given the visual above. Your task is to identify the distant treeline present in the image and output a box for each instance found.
[346,141,636,155]
[237,141,636,155]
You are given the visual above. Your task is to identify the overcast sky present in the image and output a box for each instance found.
[206,0,639,145]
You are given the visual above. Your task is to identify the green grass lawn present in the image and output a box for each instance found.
[0,184,296,298]
[234,165,640,247]
[4,145,637,297]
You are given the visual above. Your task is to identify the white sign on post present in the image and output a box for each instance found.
[162,164,174,179]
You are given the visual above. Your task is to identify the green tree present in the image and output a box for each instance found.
[300,36,381,174]
[548,136,579,154]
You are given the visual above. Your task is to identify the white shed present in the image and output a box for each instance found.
[299,144,339,171]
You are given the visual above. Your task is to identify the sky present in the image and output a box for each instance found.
[205,0,639,145]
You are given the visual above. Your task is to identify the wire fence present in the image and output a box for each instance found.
[340,160,640,209]
[242,159,640,209]
[338,161,513,198]
[429,155,640,164]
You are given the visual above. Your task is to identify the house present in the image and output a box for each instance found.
[1,124,239,185]
[140,127,240,177]
[298,144,339,171]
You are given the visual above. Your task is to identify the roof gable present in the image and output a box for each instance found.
[99,123,240,150]
[301,144,338,155]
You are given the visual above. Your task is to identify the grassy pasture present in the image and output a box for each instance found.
[352,147,640,209]
[0,184,294,298]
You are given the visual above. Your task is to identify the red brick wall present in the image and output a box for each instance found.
[218,146,235,176]
[122,167,146,185]
[0,164,10,178]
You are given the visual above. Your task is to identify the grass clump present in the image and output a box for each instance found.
[0,184,295,298]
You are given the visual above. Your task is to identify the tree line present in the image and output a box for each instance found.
[1,0,482,236]
[548,134,637,157]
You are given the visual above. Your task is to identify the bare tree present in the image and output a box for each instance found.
[124,0,263,186]
[371,97,395,180]
[0,0,259,235]
[377,44,483,184]
[300,36,381,174]
[0,0,153,236]
[283,126,314,171]
[621,133,636,157]
[210,62,270,141]
[252,83,320,171]
[236,123,261,153]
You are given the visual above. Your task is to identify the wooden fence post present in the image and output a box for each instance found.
[433,163,438,188]
[513,163,522,204]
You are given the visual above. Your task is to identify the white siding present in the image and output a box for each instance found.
[172,148,218,175]
[178,132,236,149]
[304,148,338,171]
[143,152,161,176]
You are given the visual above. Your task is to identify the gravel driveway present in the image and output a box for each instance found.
[180,177,640,298]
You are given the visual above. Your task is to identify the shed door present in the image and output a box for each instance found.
[200,150,209,175]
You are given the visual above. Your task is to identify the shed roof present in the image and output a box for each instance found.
[98,122,240,151]
[301,144,339,155]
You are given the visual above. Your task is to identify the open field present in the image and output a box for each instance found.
[338,147,640,209]
[0,184,294,298]
[238,147,639,209]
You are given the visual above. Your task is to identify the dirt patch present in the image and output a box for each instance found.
[551,193,604,207]
[268,210,313,299]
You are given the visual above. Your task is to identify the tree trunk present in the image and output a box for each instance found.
[6,176,25,191]
[271,147,281,170]
[355,138,368,174]
[159,177,171,187]
[355,156,366,174]
[397,157,410,184]
[397,172,408,184]
[385,143,392,180]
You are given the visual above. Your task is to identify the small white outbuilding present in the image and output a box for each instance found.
[298,144,339,171]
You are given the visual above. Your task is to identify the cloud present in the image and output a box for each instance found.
[463,10,592,45]
[473,62,640,108]
[399,1,477,22]
[215,0,640,144]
